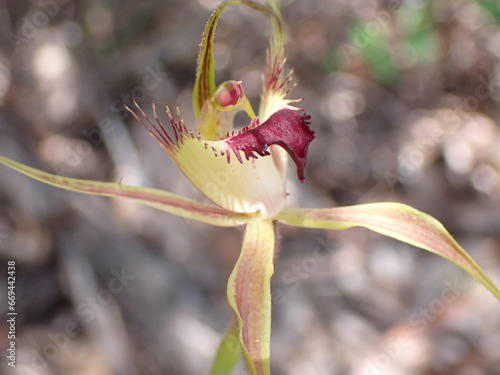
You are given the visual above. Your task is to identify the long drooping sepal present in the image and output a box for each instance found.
[193,0,273,119]
[277,203,500,300]
[0,156,250,227]
[227,219,275,375]
[209,319,242,375]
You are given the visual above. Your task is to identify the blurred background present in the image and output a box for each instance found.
[1,0,500,374]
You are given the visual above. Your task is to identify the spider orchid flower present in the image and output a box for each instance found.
[125,0,314,220]
[0,1,499,375]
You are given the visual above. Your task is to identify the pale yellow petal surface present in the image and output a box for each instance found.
[172,137,286,218]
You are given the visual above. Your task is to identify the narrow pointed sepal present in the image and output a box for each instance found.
[193,0,273,118]
[227,219,275,375]
[0,156,249,226]
[277,203,500,300]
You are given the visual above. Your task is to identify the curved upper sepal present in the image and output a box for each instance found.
[193,0,274,119]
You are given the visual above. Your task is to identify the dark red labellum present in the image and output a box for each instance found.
[226,108,315,182]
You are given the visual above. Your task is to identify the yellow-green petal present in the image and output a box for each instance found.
[172,133,287,218]
[126,102,316,217]
[0,155,249,226]
[258,0,300,121]
[227,219,275,375]
[277,203,500,300]
[165,108,314,216]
